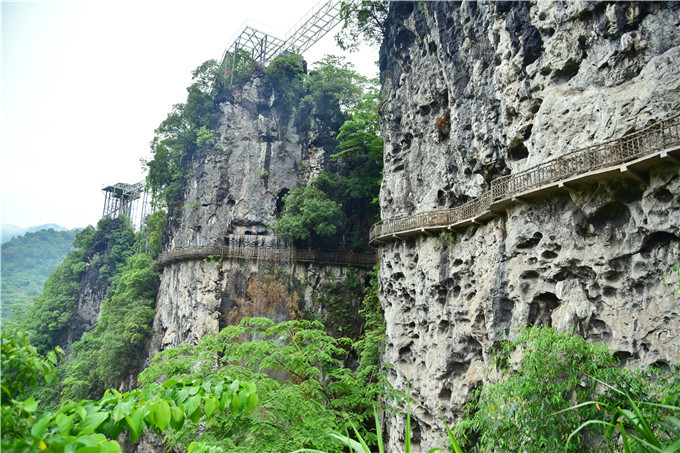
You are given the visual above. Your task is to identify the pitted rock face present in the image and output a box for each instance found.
[378,1,680,451]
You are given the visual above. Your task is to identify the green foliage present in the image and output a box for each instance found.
[666,260,680,295]
[273,74,382,252]
[265,54,306,114]
[139,317,391,453]
[336,0,388,51]
[312,269,364,339]
[455,327,663,452]
[145,60,224,208]
[196,125,218,149]
[16,217,136,356]
[228,49,258,86]
[61,254,160,401]
[1,331,256,453]
[1,229,77,320]
[353,267,385,393]
[561,374,680,453]
[274,185,343,246]
[332,80,383,251]
[136,209,167,259]
[307,55,366,114]
[14,249,86,354]
[294,394,464,453]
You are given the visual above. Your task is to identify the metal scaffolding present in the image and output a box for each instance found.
[220,0,343,84]
[101,181,147,225]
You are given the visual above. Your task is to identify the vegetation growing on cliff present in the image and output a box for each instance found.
[138,316,391,452]
[454,327,680,453]
[336,0,388,51]
[12,217,136,355]
[275,74,383,252]
[61,253,159,401]
[145,60,225,209]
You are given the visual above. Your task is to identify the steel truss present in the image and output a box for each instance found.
[220,0,342,84]
[101,181,146,224]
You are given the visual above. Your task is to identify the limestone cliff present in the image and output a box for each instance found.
[377,1,680,450]
[150,68,368,355]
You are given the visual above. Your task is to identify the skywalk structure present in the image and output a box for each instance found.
[101,181,148,228]
[369,113,680,245]
[220,0,342,84]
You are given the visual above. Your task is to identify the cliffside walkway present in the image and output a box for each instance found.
[157,245,377,268]
[370,113,680,245]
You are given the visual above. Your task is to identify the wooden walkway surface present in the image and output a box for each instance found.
[157,244,377,268]
[369,113,680,245]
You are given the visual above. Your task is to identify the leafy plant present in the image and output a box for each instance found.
[61,253,160,401]
[274,185,343,246]
[560,376,680,453]
[1,330,257,453]
[139,317,391,452]
[15,217,136,355]
[292,392,466,453]
[145,60,224,208]
[455,326,655,452]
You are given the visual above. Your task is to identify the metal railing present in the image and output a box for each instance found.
[220,0,342,84]
[157,244,376,268]
[370,113,680,244]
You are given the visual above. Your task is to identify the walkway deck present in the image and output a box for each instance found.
[369,113,680,245]
[157,245,376,268]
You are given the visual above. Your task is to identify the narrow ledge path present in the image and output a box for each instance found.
[369,113,680,246]
[157,245,377,268]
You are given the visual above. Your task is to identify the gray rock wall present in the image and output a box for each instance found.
[378,1,680,450]
[165,74,334,248]
[150,71,366,355]
[150,258,364,354]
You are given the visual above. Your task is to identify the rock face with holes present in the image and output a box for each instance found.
[378,2,680,450]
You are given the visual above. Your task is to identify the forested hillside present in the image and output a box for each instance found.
[1,229,77,320]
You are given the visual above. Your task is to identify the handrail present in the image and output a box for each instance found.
[370,113,680,244]
[157,244,376,268]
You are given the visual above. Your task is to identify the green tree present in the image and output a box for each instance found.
[307,55,366,113]
[333,80,383,251]
[145,60,224,209]
[139,317,390,453]
[456,327,663,452]
[17,217,136,355]
[336,0,388,51]
[264,53,307,115]
[274,185,343,247]
[61,254,159,401]
[136,209,167,259]
[228,48,258,86]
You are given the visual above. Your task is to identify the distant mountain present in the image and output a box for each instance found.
[1,228,78,320]
[2,223,72,243]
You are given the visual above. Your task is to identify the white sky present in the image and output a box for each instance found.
[1,0,378,230]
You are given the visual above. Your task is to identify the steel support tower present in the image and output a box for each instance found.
[220,0,342,84]
[101,181,146,223]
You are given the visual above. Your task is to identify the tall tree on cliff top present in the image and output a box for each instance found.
[145,60,225,209]
[336,0,388,51]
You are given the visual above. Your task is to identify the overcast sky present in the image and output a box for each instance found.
[2,0,378,230]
